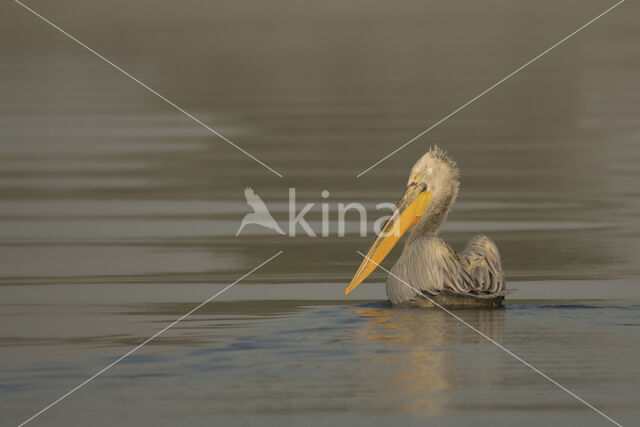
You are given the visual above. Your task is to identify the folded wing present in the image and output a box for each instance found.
[387,235,506,304]
[459,234,505,293]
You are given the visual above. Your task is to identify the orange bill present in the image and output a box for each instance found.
[344,187,431,295]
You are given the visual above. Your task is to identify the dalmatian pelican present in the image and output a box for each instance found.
[345,147,508,307]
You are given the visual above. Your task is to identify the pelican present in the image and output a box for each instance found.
[345,146,508,307]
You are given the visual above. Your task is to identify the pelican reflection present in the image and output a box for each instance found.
[350,304,505,415]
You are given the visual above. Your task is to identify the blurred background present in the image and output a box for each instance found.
[1,0,639,285]
[1,0,640,284]
[1,1,639,425]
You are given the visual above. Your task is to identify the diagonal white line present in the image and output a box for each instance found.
[17,250,284,427]
[356,0,626,177]
[356,251,622,427]
[13,0,283,178]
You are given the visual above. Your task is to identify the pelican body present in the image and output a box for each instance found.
[345,147,507,307]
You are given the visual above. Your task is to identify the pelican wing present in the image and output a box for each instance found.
[387,236,476,304]
[460,234,505,293]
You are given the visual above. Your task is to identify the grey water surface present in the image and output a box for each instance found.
[1,1,639,425]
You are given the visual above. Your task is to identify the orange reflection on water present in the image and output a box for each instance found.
[351,305,505,416]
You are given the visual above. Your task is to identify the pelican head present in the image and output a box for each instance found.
[345,146,460,295]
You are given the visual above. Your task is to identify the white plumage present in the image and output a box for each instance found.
[386,147,507,306]
[387,235,506,305]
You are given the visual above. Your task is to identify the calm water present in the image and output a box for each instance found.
[1,1,640,425]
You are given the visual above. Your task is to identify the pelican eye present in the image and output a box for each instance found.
[411,174,420,183]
